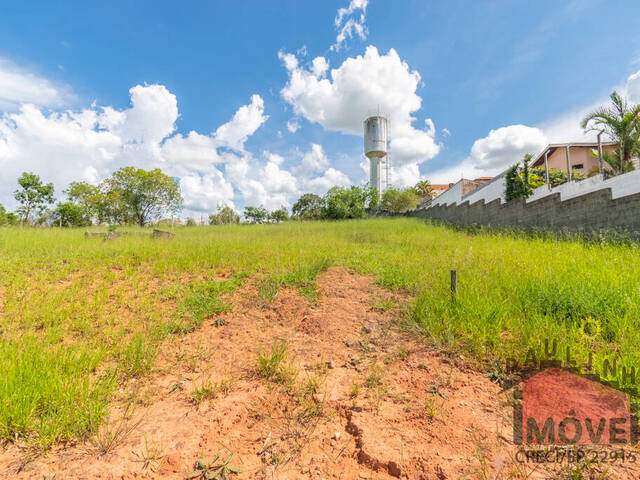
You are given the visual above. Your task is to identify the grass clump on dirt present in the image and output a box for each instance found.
[2,218,640,449]
[190,376,233,407]
[256,341,297,385]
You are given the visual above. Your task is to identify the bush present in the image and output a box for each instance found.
[243,206,268,224]
[51,202,93,227]
[381,188,420,213]
[269,208,288,223]
[323,185,377,220]
[209,205,240,225]
[532,167,586,187]
[292,193,324,220]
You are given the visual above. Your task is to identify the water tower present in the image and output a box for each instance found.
[364,115,388,194]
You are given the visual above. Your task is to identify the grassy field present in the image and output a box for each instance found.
[1,218,639,449]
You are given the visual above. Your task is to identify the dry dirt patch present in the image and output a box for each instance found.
[2,267,637,479]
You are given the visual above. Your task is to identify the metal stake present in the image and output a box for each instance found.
[450,270,457,301]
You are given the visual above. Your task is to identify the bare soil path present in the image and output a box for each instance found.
[1,267,637,479]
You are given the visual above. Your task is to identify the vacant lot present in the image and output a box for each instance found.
[1,218,639,478]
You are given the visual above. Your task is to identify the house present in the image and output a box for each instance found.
[473,176,493,185]
[429,177,494,199]
[430,184,450,197]
[530,142,617,176]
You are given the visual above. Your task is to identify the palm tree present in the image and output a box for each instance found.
[581,91,640,174]
[414,180,434,198]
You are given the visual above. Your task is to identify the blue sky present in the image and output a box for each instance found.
[1,0,640,214]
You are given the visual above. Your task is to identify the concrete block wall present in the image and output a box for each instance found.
[411,187,640,236]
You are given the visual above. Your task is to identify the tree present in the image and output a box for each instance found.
[589,149,634,178]
[209,205,240,225]
[0,204,18,226]
[581,91,640,175]
[292,193,325,220]
[364,184,380,211]
[243,206,268,224]
[101,167,183,226]
[381,188,420,213]
[67,181,101,204]
[0,203,8,226]
[505,154,544,201]
[269,207,289,223]
[54,181,104,226]
[14,172,55,225]
[51,201,92,227]
[323,186,374,219]
[413,180,434,199]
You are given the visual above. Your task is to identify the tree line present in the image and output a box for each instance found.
[0,168,437,227]
[0,167,182,227]
[210,181,434,225]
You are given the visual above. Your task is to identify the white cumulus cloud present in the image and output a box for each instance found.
[296,143,329,174]
[279,46,440,168]
[226,154,298,210]
[626,69,640,103]
[302,167,351,194]
[213,94,268,152]
[424,124,548,184]
[469,125,547,171]
[311,57,329,78]
[0,84,273,215]
[0,59,74,111]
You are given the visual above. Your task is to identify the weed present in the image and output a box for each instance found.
[365,364,384,388]
[257,277,281,302]
[133,435,165,470]
[190,376,232,406]
[90,402,143,455]
[256,342,297,385]
[370,297,396,312]
[119,332,157,378]
[421,396,443,420]
[302,373,321,397]
[350,382,361,398]
[188,451,242,479]
[484,359,509,386]
[395,345,409,361]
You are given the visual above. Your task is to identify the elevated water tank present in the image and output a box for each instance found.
[364,116,388,194]
[364,116,388,159]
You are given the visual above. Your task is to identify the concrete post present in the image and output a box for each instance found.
[565,145,572,182]
[597,131,604,174]
[544,151,551,191]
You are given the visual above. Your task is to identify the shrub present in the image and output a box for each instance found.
[243,206,268,224]
[323,185,377,219]
[209,205,240,225]
[292,193,325,220]
[381,188,420,213]
[532,167,586,187]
